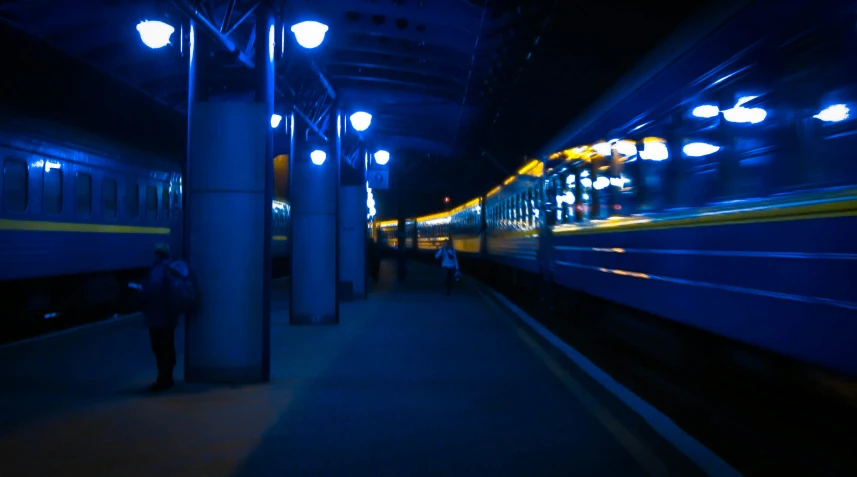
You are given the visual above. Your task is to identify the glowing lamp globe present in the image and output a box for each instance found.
[290,21,328,49]
[349,112,372,132]
[374,150,390,165]
[136,20,175,49]
[310,150,327,165]
[270,114,283,129]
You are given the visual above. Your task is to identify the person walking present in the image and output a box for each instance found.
[434,239,460,295]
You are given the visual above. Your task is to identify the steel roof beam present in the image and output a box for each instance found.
[325,62,466,85]
[309,0,485,32]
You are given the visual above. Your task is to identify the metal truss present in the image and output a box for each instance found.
[340,140,363,170]
[286,65,335,142]
[173,0,337,140]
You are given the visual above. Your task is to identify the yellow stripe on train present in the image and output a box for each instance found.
[0,219,170,235]
[552,196,857,237]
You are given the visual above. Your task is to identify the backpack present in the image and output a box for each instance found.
[166,260,196,314]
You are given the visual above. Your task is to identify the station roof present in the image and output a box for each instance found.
[0,0,703,213]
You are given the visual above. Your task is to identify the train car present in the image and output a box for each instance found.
[375,218,416,250]
[376,219,399,248]
[415,210,450,252]
[538,0,857,377]
[0,116,294,338]
[483,159,543,274]
[448,197,483,255]
[0,119,183,330]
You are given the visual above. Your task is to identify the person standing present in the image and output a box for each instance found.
[141,243,180,391]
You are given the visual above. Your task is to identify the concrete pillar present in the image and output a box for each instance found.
[289,109,340,324]
[182,6,274,383]
[338,142,367,300]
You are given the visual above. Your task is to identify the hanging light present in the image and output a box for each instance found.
[270,114,283,129]
[290,21,328,49]
[349,112,372,132]
[310,150,327,165]
[374,150,390,165]
[136,20,175,49]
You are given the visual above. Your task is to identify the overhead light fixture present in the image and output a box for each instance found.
[349,112,372,132]
[374,150,390,165]
[270,114,283,129]
[136,20,175,49]
[814,104,849,122]
[683,142,721,157]
[310,150,327,166]
[290,21,328,49]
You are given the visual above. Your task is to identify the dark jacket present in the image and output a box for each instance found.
[366,239,381,283]
[142,258,179,328]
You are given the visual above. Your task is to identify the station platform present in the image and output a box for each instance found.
[0,260,730,477]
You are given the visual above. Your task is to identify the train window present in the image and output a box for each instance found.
[161,183,170,221]
[126,182,139,220]
[146,185,158,222]
[102,179,117,219]
[43,163,62,215]
[75,172,92,217]
[3,159,28,212]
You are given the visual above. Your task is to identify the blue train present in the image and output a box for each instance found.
[0,117,289,336]
[375,0,857,378]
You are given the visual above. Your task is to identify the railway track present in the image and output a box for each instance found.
[489,279,857,477]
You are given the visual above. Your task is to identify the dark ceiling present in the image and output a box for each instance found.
[0,0,705,216]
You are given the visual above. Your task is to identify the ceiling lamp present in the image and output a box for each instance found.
[349,112,372,132]
[290,21,328,49]
[310,150,327,166]
[136,20,175,49]
[374,150,390,165]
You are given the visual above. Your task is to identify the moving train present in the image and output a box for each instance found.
[0,117,290,336]
[374,0,857,378]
